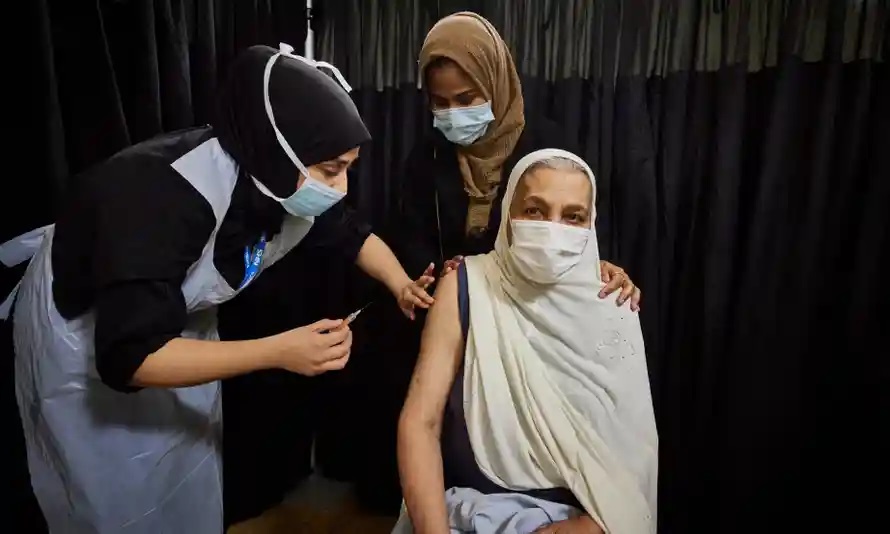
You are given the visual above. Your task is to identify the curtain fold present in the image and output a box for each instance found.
[315,1,889,530]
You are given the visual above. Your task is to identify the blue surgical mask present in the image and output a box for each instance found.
[433,101,495,146]
[250,43,352,218]
[252,175,345,217]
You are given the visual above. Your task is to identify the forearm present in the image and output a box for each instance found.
[398,420,450,534]
[355,233,413,295]
[132,336,282,388]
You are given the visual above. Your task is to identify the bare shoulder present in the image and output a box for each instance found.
[432,269,459,304]
[421,269,461,344]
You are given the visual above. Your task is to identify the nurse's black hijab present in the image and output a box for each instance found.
[214,45,370,199]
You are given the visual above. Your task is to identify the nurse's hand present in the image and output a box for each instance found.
[598,260,641,312]
[275,319,353,376]
[397,263,436,320]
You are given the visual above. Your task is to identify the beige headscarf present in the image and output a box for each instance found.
[419,12,525,234]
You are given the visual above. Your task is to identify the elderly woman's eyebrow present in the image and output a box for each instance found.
[565,204,590,213]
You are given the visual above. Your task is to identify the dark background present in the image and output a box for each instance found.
[3,1,887,532]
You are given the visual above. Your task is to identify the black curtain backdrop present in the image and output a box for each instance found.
[314,1,890,532]
[5,1,889,533]
[3,1,307,531]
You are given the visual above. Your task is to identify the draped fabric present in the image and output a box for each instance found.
[315,1,889,531]
[4,2,307,531]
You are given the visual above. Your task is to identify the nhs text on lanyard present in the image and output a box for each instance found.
[239,233,267,289]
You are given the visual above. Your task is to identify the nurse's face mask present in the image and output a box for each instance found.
[426,58,494,146]
[251,44,357,218]
[507,165,594,284]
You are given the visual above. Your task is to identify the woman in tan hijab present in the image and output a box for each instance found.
[392,12,640,306]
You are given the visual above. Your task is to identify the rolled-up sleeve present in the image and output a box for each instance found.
[93,280,187,392]
[86,157,216,392]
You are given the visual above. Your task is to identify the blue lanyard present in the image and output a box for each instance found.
[239,233,267,290]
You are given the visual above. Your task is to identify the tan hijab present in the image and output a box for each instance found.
[419,12,525,234]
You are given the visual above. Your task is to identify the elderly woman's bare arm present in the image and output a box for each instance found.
[397,271,464,534]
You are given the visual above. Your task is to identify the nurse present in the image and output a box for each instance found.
[0,44,433,533]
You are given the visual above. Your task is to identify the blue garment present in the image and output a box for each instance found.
[445,487,581,534]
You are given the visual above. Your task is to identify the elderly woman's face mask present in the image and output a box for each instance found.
[508,167,594,284]
[426,59,493,145]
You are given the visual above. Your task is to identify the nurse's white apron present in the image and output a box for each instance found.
[1,138,313,533]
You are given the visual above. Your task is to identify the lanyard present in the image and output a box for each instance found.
[239,233,267,290]
[433,147,445,265]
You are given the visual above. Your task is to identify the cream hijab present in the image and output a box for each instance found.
[462,149,658,533]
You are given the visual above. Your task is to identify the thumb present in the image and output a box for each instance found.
[311,318,343,332]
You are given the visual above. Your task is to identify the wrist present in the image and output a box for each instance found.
[254,334,286,371]
[386,271,413,297]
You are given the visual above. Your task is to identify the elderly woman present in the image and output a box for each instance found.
[395,149,658,534]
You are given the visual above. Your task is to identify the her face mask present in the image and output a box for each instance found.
[252,43,352,217]
[252,174,345,217]
[433,101,495,146]
[509,220,590,284]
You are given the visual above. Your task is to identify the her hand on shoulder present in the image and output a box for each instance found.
[598,260,642,312]
[271,319,352,376]
[533,514,604,534]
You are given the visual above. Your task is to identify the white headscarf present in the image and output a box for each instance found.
[462,149,658,533]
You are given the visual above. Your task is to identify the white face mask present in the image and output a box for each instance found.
[509,220,590,284]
